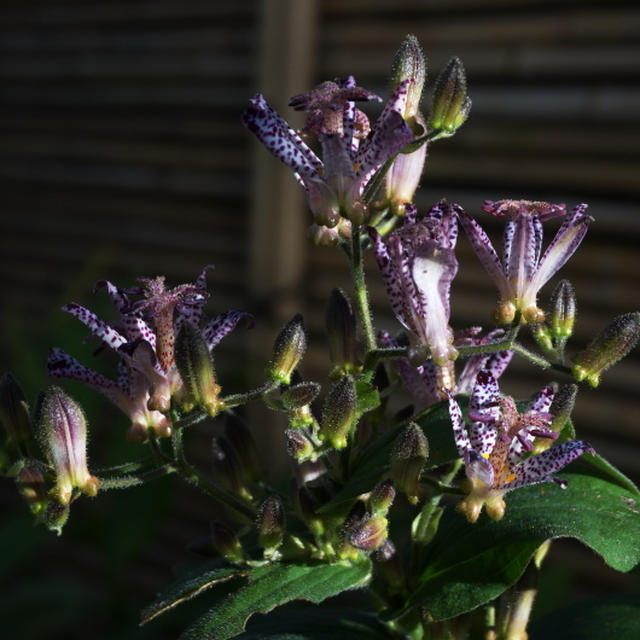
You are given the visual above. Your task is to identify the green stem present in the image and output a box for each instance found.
[363,347,408,374]
[351,225,377,353]
[222,381,280,410]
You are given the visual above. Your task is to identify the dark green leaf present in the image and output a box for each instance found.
[181,561,372,640]
[405,471,640,621]
[530,595,640,640]
[141,565,240,625]
[580,452,640,496]
[237,603,391,639]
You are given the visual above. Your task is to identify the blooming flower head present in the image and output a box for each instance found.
[448,370,594,522]
[459,200,592,324]
[48,266,252,442]
[370,201,459,372]
[242,76,415,227]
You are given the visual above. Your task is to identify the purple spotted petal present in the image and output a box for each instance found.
[458,212,511,299]
[448,393,472,459]
[470,370,499,412]
[499,440,593,491]
[242,94,323,180]
[203,310,255,351]
[485,349,513,381]
[528,385,555,413]
[527,204,592,297]
[63,302,127,350]
[341,75,358,156]
[94,280,130,312]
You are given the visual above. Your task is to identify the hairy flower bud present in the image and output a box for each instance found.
[572,312,640,387]
[533,384,577,454]
[44,500,70,536]
[292,484,325,536]
[37,387,99,505]
[390,423,428,504]
[256,495,285,553]
[285,429,315,462]
[318,376,357,449]
[212,437,251,500]
[0,373,33,451]
[369,479,396,516]
[175,322,222,417]
[428,57,471,137]
[326,289,360,376]
[211,522,245,564]
[281,382,321,411]
[391,34,427,119]
[225,415,261,483]
[16,464,49,514]
[269,315,307,385]
[411,502,443,545]
[349,515,388,552]
[550,280,576,341]
[375,540,404,589]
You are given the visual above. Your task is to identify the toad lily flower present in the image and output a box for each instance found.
[369,201,459,373]
[459,200,592,324]
[242,76,415,227]
[48,266,252,442]
[448,370,594,522]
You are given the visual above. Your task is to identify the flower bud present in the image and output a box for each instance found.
[318,376,357,449]
[534,384,577,454]
[212,437,251,500]
[391,34,427,119]
[326,289,360,376]
[308,223,340,247]
[0,373,33,450]
[44,500,70,536]
[428,57,471,137]
[572,312,640,387]
[16,464,49,514]
[281,382,321,411]
[375,540,404,589]
[225,415,261,482]
[36,387,99,505]
[532,323,554,356]
[550,280,576,341]
[369,479,395,516]
[349,515,388,552]
[268,315,307,385]
[175,322,222,417]
[285,429,315,462]
[411,503,443,545]
[256,495,285,554]
[211,522,245,564]
[292,483,324,535]
[390,423,428,504]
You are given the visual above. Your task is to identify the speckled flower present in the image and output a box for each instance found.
[448,370,593,522]
[242,76,415,226]
[48,266,252,441]
[459,200,592,324]
[370,201,459,370]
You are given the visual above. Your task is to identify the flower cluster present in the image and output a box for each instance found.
[48,267,251,441]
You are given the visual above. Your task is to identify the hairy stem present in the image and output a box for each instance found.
[351,225,377,353]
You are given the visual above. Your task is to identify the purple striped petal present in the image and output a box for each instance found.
[62,303,127,350]
[503,215,539,296]
[499,440,593,491]
[242,94,323,179]
[203,311,255,351]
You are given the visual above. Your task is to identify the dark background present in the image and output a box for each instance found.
[1,1,639,638]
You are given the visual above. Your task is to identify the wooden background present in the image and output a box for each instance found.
[1,1,639,637]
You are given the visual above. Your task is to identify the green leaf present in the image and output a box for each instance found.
[237,603,391,639]
[181,561,372,640]
[141,565,240,625]
[354,381,381,418]
[580,452,640,496]
[319,400,456,513]
[530,595,640,640]
[404,471,640,621]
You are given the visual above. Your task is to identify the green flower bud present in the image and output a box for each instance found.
[281,382,321,411]
[211,522,245,564]
[269,315,307,385]
[225,415,261,482]
[326,289,360,376]
[391,34,427,119]
[375,539,404,589]
[550,280,576,341]
[308,223,340,247]
[175,322,222,417]
[212,437,251,500]
[369,479,395,516]
[285,429,315,462]
[0,373,33,451]
[16,464,49,515]
[428,57,471,137]
[318,376,357,449]
[572,312,640,387]
[532,323,554,357]
[44,500,70,536]
[534,384,577,454]
[411,502,443,545]
[256,495,285,554]
[36,387,99,505]
[349,515,388,552]
[390,423,428,504]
